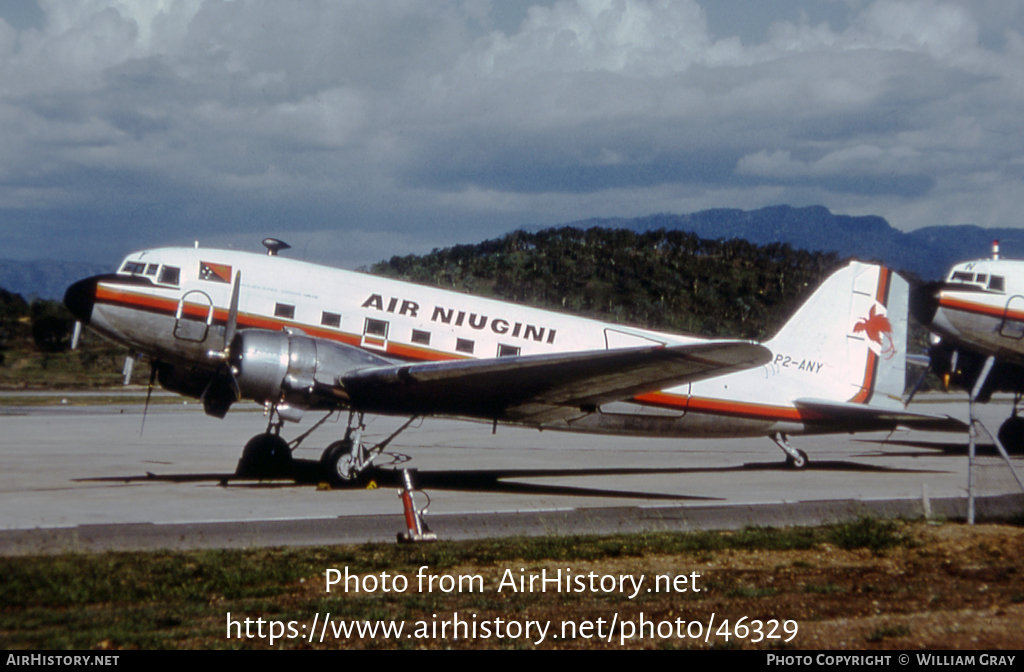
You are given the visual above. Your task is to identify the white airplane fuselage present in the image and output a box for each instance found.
[65,246,918,445]
[910,252,1024,453]
[921,258,1024,368]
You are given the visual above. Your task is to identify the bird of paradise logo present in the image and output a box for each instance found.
[853,304,896,359]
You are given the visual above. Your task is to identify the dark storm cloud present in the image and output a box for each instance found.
[1,1,1024,266]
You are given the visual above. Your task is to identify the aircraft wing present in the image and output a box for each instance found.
[793,399,967,432]
[339,341,772,425]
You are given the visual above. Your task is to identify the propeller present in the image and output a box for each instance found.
[139,362,157,435]
[202,271,242,418]
[207,270,242,362]
[903,351,933,407]
[224,269,241,348]
[903,364,931,407]
[70,321,82,350]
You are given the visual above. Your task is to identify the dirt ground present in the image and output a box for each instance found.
[306,521,1024,650]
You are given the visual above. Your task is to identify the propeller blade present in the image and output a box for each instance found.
[140,362,157,435]
[903,367,930,407]
[122,354,135,386]
[224,270,241,348]
[70,321,82,350]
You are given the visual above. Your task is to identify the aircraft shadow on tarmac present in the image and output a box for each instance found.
[74,452,943,501]
[854,438,1012,458]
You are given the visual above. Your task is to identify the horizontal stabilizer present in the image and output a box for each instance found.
[794,398,966,432]
[341,341,772,425]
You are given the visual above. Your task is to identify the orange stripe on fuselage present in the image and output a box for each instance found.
[938,295,1018,321]
[95,282,833,425]
[94,284,464,363]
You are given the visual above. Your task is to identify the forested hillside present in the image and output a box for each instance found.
[0,288,129,389]
[371,227,842,340]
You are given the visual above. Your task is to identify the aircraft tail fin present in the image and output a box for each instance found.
[765,262,908,409]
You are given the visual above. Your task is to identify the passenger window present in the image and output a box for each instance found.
[321,312,341,328]
[411,330,431,345]
[498,344,521,357]
[275,303,295,319]
[365,318,389,338]
[157,266,180,286]
[456,338,474,354]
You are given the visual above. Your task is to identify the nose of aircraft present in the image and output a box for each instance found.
[64,276,98,325]
[909,281,941,326]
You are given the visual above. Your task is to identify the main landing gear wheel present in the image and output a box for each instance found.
[321,439,366,487]
[997,416,1024,455]
[236,433,293,479]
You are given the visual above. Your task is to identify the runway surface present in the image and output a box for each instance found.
[1,392,1022,554]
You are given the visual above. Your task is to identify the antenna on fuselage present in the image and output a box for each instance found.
[262,238,291,256]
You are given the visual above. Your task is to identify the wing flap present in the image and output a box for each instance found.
[794,398,966,432]
[339,341,771,425]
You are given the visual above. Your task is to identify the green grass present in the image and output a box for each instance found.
[865,623,910,643]
[0,522,925,649]
[827,516,911,554]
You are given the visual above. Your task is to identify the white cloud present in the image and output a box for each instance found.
[465,0,724,75]
[855,0,979,58]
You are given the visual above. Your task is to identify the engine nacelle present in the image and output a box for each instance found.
[229,329,391,412]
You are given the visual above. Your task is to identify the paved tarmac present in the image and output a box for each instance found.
[1,392,1022,554]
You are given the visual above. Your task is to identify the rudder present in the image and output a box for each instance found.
[765,262,908,408]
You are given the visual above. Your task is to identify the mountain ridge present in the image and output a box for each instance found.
[6,205,1024,299]
[555,205,1024,280]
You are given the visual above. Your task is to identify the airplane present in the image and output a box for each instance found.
[910,241,1024,454]
[63,238,962,486]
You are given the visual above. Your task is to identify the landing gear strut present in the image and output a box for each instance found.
[966,357,1024,523]
[772,432,808,469]
[319,413,419,487]
[234,408,418,485]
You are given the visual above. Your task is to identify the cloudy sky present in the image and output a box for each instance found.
[3,0,1024,268]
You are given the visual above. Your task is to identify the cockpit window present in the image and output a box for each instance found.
[948,270,1004,293]
[145,264,159,276]
[120,261,146,275]
[158,266,180,286]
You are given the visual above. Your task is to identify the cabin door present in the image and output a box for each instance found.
[174,290,215,343]
[1000,296,1024,339]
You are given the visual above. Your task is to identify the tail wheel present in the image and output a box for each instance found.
[236,434,293,479]
[785,449,809,470]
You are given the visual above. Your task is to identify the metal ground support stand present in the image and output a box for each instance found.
[397,469,436,543]
[967,357,1024,524]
